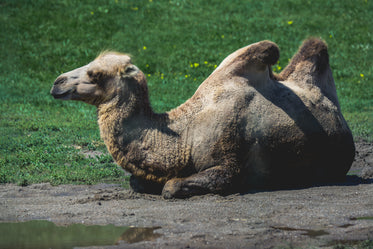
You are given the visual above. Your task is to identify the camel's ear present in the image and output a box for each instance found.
[121,65,139,78]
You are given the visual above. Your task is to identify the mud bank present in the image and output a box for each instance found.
[0,140,372,248]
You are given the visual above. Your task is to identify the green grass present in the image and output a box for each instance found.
[0,0,372,185]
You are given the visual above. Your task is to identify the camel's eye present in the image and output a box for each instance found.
[87,70,94,78]
[87,70,105,83]
[122,65,138,78]
[124,65,136,74]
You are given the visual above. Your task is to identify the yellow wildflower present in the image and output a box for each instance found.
[287,21,293,25]
[204,61,208,64]
[143,46,147,50]
[360,73,364,78]
[194,63,199,68]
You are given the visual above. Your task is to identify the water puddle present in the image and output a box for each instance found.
[271,226,329,238]
[0,220,161,249]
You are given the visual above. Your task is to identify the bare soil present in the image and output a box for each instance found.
[1,140,372,249]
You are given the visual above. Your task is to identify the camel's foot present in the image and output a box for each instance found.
[162,178,208,199]
[161,165,239,199]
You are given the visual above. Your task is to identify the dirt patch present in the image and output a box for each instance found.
[0,140,372,248]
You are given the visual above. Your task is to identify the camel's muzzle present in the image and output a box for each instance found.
[50,76,75,100]
[50,87,74,100]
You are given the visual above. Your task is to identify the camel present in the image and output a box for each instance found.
[51,38,355,198]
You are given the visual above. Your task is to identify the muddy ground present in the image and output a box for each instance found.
[0,140,372,249]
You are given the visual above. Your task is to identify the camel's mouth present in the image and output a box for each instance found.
[50,89,73,100]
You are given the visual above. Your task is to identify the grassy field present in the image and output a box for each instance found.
[0,0,372,186]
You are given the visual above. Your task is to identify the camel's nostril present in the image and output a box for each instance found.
[54,76,68,86]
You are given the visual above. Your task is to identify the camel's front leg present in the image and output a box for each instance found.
[162,166,239,199]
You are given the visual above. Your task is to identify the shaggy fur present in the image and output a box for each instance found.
[51,38,355,198]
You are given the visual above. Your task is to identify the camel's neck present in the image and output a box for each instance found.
[97,96,170,179]
[97,95,148,158]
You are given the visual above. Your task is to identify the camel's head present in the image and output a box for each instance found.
[51,52,146,106]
